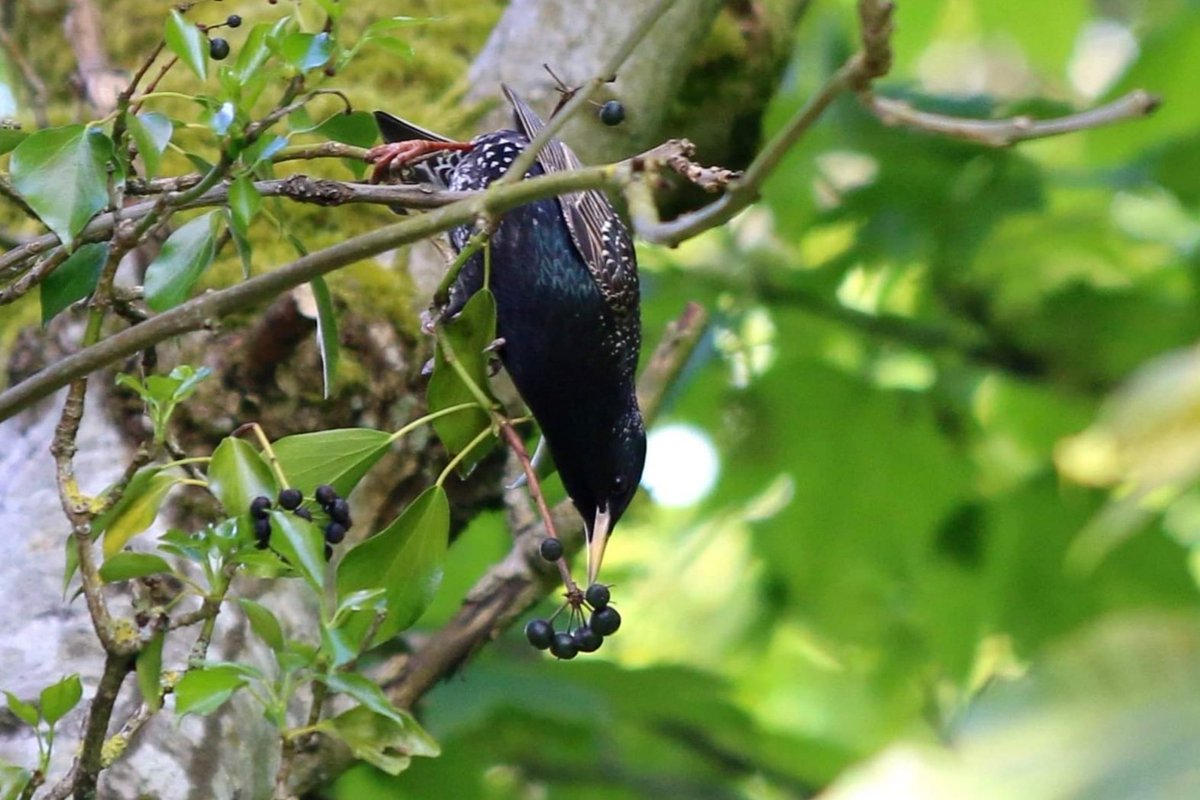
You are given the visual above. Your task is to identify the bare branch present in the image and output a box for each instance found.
[862,89,1161,147]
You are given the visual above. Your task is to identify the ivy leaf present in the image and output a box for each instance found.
[94,468,177,558]
[335,486,449,647]
[143,211,220,311]
[40,242,107,325]
[173,665,249,716]
[311,276,340,398]
[316,704,439,775]
[10,125,114,249]
[0,128,27,156]
[238,598,285,653]
[427,289,499,474]
[281,32,333,71]
[268,510,327,593]
[207,437,277,516]
[3,692,38,727]
[164,10,208,81]
[39,674,82,726]
[136,630,165,711]
[272,428,391,497]
[127,112,173,179]
[99,552,173,583]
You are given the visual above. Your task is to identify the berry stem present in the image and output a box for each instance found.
[385,402,478,445]
[236,422,290,490]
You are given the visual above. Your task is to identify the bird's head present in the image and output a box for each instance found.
[556,405,646,586]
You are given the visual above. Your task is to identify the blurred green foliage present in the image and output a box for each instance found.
[338,0,1200,797]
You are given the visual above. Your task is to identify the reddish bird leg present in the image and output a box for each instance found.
[365,139,474,183]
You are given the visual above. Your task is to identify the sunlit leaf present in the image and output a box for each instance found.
[39,673,82,726]
[207,436,277,516]
[173,665,249,716]
[10,125,114,249]
[128,112,173,179]
[143,211,220,311]
[95,468,177,557]
[137,630,165,711]
[268,510,326,593]
[335,486,449,646]
[99,552,173,583]
[316,704,439,775]
[272,428,391,497]
[164,10,208,81]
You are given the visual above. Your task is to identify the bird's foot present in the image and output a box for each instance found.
[365,139,474,183]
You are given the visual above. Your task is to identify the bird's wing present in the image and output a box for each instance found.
[374,111,454,144]
[502,85,639,316]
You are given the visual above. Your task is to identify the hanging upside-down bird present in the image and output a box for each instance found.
[368,86,645,587]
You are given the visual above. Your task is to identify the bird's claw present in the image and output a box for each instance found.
[365,139,474,184]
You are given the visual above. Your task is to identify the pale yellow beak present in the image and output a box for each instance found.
[586,505,612,586]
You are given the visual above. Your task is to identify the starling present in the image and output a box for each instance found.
[369,86,645,585]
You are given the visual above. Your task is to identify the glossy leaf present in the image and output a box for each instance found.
[143,211,220,311]
[272,428,391,497]
[317,704,439,775]
[228,174,261,232]
[281,32,333,71]
[39,673,82,726]
[311,276,340,398]
[40,242,107,325]
[207,436,277,516]
[335,486,449,646]
[0,128,26,156]
[96,468,177,557]
[173,665,248,716]
[136,630,165,711]
[164,10,207,80]
[239,598,285,653]
[321,672,414,729]
[0,762,31,800]
[426,290,498,472]
[128,112,173,179]
[99,552,173,583]
[268,510,326,593]
[10,125,113,249]
[3,692,38,727]
[314,111,379,147]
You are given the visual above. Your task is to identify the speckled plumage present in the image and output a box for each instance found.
[375,88,645,576]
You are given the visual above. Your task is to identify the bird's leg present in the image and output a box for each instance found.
[365,139,473,183]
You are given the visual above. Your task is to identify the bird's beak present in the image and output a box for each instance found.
[586,504,612,586]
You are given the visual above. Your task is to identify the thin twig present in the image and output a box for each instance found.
[861,89,1161,146]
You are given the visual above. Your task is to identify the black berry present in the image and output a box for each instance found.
[330,498,351,526]
[249,495,271,519]
[591,606,621,636]
[539,537,564,562]
[324,522,346,544]
[585,584,610,609]
[324,542,334,560]
[572,626,603,653]
[293,506,313,521]
[599,100,625,126]
[278,488,302,510]
[253,516,271,547]
[549,632,578,660]
[315,484,337,507]
[209,37,230,60]
[226,14,242,27]
[524,619,554,649]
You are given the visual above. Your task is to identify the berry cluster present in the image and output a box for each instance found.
[204,15,242,61]
[249,484,352,560]
[524,582,621,660]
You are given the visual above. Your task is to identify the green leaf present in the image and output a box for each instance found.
[311,276,339,398]
[173,665,247,716]
[99,552,173,583]
[10,125,114,249]
[320,672,413,729]
[316,704,439,775]
[0,762,31,800]
[232,21,276,83]
[0,128,26,156]
[427,290,499,473]
[143,211,220,311]
[335,486,449,646]
[281,31,333,71]
[268,510,327,593]
[4,692,38,727]
[40,242,107,325]
[136,630,165,711]
[128,112,173,179]
[314,111,380,147]
[239,598,285,652]
[228,174,261,232]
[207,436,277,516]
[164,10,208,81]
[94,468,177,557]
[272,428,391,497]
[39,674,82,726]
